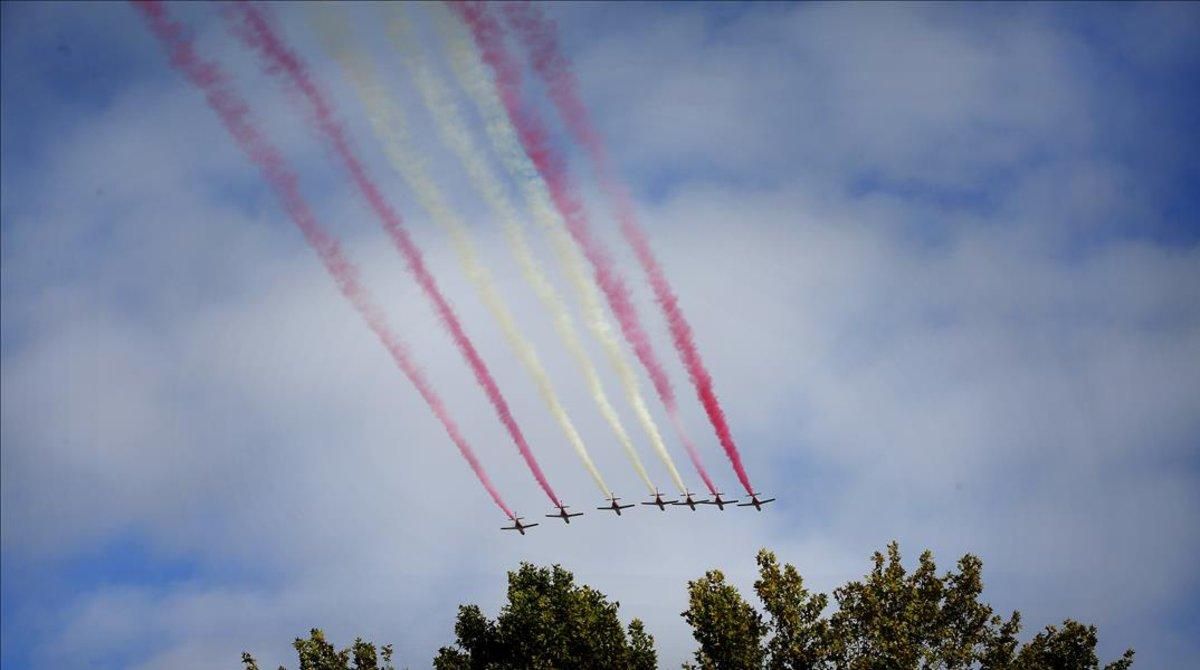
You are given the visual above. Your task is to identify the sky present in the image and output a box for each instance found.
[2,1,1199,668]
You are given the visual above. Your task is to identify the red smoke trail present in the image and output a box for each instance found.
[450,1,718,495]
[229,2,561,507]
[130,0,515,519]
[501,2,755,496]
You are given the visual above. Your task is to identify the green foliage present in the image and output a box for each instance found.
[681,569,767,669]
[681,542,1134,670]
[627,618,659,670]
[433,562,657,669]
[826,542,995,668]
[241,629,394,670]
[1015,620,1136,670]
[754,549,832,669]
[242,544,1134,670]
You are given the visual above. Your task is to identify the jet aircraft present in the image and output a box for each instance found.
[597,495,635,515]
[501,517,539,535]
[641,489,678,511]
[737,493,776,511]
[546,504,584,524]
[701,492,739,510]
[675,490,707,510]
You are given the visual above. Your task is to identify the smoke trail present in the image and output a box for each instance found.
[130,0,514,519]
[448,1,716,495]
[314,11,611,499]
[431,7,689,496]
[229,2,561,506]
[384,9,656,496]
[502,2,756,495]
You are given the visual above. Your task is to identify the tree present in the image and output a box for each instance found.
[433,562,656,670]
[1014,620,1135,670]
[681,569,767,669]
[242,544,1134,670]
[241,629,394,670]
[826,543,996,668]
[681,543,1134,670]
[754,549,833,669]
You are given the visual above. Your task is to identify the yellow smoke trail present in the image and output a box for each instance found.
[431,7,689,495]
[389,10,655,496]
[315,12,611,497]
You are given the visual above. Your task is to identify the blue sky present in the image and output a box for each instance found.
[3,2,1199,668]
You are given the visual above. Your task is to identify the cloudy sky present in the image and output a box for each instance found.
[3,2,1198,668]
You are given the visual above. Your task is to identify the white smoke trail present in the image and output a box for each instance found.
[389,9,656,495]
[431,7,689,495]
[315,11,611,498]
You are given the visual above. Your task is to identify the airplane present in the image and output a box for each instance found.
[501,517,539,535]
[674,490,707,511]
[737,493,776,511]
[546,503,584,524]
[641,489,678,511]
[597,495,635,516]
[700,492,739,511]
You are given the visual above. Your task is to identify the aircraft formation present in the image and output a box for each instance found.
[502,492,776,534]
[134,0,776,536]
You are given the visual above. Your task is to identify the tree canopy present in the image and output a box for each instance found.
[681,542,1134,670]
[241,628,394,670]
[242,542,1133,670]
[434,562,656,670]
